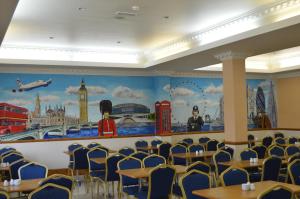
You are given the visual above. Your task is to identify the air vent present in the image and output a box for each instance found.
[115,11,137,17]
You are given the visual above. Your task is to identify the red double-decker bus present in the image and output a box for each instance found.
[0,103,28,135]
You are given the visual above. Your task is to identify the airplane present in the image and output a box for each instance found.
[12,78,52,92]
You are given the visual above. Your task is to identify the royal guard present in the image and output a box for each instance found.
[98,100,117,137]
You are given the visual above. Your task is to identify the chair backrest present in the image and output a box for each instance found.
[262,156,282,181]
[262,136,273,148]
[288,159,300,185]
[252,145,267,159]
[171,144,187,165]
[288,153,300,164]
[130,151,149,161]
[207,140,219,151]
[257,185,293,199]
[268,145,285,157]
[158,142,172,161]
[135,140,148,152]
[240,149,258,160]
[274,137,286,146]
[118,157,142,187]
[288,137,298,144]
[221,146,234,158]
[274,132,284,138]
[248,134,255,141]
[28,183,71,199]
[177,141,189,147]
[182,138,193,145]
[0,191,8,199]
[188,144,205,153]
[0,147,16,156]
[187,161,210,174]
[179,170,210,199]
[87,142,101,149]
[118,147,135,156]
[2,152,23,164]
[73,147,89,170]
[87,148,107,172]
[213,150,231,176]
[147,165,175,199]
[9,159,30,179]
[285,145,300,156]
[18,162,48,180]
[151,139,163,147]
[105,154,125,182]
[199,137,210,144]
[217,142,225,149]
[68,143,82,152]
[220,167,249,186]
[40,174,74,191]
[143,155,166,168]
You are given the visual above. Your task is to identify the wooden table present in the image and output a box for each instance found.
[172,151,215,159]
[116,165,187,179]
[90,157,106,164]
[219,159,288,168]
[0,179,43,193]
[192,181,300,199]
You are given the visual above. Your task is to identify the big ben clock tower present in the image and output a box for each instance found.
[78,79,88,124]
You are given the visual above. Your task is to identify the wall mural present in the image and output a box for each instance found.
[0,73,277,141]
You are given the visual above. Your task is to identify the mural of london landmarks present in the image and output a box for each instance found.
[0,72,277,141]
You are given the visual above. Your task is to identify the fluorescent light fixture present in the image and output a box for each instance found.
[194,60,269,71]
[278,57,300,68]
[152,42,190,61]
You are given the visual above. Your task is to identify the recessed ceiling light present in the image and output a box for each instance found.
[163,16,169,19]
[78,7,87,11]
[117,41,121,44]
[132,5,140,11]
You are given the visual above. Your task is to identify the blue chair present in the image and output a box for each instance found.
[257,185,293,199]
[268,145,285,157]
[288,137,298,144]
[288,159,300,185]
[18,162,48,180]
[70,147,89,179]
[118,157,142,197]
[179,170,211,199]
[207,140,219,151]
[183,138,193,145]
[171,144,187,165]
[199,137,210,145]
[87,148,107,180]
[220,167,249,186]
[143,155,166,168]
[252,145,267,159]
[28,183,71,199]
[274,133,284,138]
[217,142,225,149]
[221,146,234,158]
[177,141,189,147]
[136,165,175,199]
[130,151,148,161]
[0,191,8,199]
[188,144,205,162]
[285,145,300,156]
[40,174,74,191]
[288,153,300,164]
[87,142,101,149]
[240,149,258,160]
[118,147,135,156]
[151,139,163,154]
[187,161,210,174]
[135,140,148,153]
[2,152,23,164]
[158,142,172,162]
[67,143,83,169]
[248,134,255,147]
[0,147,16,156]
[213,150,231,177]
[262,136,273,148]
[9,159,30,179]
[274,138,286,146]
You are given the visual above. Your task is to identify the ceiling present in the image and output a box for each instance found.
[0,0,300,72]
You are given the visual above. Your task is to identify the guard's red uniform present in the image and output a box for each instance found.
[98,119,117,137]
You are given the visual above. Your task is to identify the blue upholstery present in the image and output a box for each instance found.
[137,166,175,199]
[262,137,273,148]
[288,153,300,164]
[67,143,82,168]
[98,146,109,153]
[87,143,101,149]
[118,148,135,156]
[151,140,162,154]
[288,137,298,144]
[19,162,48,180]
[2,153,23,163]
[0,147,15,156]
[248,134,255,141]
[40,175,73,191]
[274,133,284,138]
[262,157,282,181]
[252,145,267,159]
[222,146,234,157]
[217,142,225,149]
[213,151,231,176]
[171,144,187,165]
[286,146,300,156]
[189,144,204,153]
[143,155,165,168]
[131,152,148,161]
[221,168,249,186]
[269,146,285,157]
[0,192,8,199]
[105,154,124,182]
[183,138,193,145]
[180,170,210,199]
[177,141,189,147]
[135,140,148,152]
[258,185,292,199]
[187,161,210,174]
[29,184,70,199]
[207,140,219,151]
[73,147,89,170]
[199,137,210,144]
[288,160,300,185]
[118,157,142,196]
[275,138,286,146]
[240,149,257,160]
[158,143,172,161]
[87,148,107,176]
[9,159,29,179]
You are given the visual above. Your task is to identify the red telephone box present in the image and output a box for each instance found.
[155,100,171,135]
